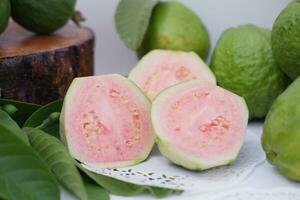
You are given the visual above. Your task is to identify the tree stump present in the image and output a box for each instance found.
[0,22,95,105]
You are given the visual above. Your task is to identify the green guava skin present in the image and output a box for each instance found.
[211,25,287,120]
[139,2,210,60]
[262,77,300,182]
[0,0,10,34]
[11,0,76,34]
[271,1,300,80]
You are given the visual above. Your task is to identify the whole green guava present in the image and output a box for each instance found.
[11,0,76,34]
[0,0,10,34]
[211,25,287,119]
[262,77,300,182]
[272,1,300,80]
[139,1,210,60]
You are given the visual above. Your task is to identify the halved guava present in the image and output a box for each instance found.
[60,74,155,168]
[129,50,216,101]
[152,80,249,170]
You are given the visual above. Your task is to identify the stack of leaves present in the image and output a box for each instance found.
[0,99,180,200]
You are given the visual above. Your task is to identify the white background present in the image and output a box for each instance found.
[61,1,298,200]
[77,0,291,75]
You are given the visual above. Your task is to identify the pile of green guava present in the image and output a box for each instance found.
[115,0,300,182]
[261,0,300,183]
[209,1,300,182]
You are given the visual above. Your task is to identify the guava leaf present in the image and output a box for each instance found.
[23,127,88,200]
[0,120,59,200]
[148,187,178,198]
[115,0,158,50]
[76,163,180,198]
[72,10,86,27]
[0,99,41,126]
[0,109,29,144]
[83,177,110,200]
[23,99,63,137]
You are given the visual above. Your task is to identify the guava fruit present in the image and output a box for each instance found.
[271,1,300,80]
[129,50,216,101]
[60,74,155,168]
[0,0,10,34]
[151,80,249,170]
[262,77,300,182]
[211,24,287,119]
[139,1,210,60]
[11,0,76,34]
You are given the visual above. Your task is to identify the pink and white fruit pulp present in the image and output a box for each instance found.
[129,50,216,101]
[152,80,249,170]
[60,74,155,168]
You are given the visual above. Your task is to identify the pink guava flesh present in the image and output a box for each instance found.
[129,50,216,100]
[152,81,248,169]
[61,74,155,167]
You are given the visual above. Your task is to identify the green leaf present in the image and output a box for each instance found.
[24,99,63,137]
[0,109,29,144]
[115,0,158,50]
[149,187,178,198]
[85,182,110,200]
[0,98,41,126]
[0,121,59,200]
[82,176,110,200]
[77,163,180,198]
[23,127,88,200]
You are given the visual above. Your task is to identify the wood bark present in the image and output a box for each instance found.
[0,22,95,104]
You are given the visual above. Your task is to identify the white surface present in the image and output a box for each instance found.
[77,0,291,75]
[82,131,265,191]
[188,188,300,200]
[61,1,298,199]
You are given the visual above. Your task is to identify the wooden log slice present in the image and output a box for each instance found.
[0,22,95,105]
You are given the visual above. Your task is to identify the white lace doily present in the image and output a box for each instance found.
[192,187,300,200]
[82,130,265,191]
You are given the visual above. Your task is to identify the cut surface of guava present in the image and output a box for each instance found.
[60,74,155,168]
[152,80,249,170]
[129,50,216,101]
